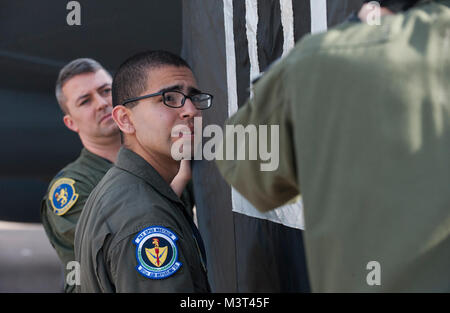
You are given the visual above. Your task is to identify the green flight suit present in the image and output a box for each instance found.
[74,147,209,292]
[40,148,113,293]
[216,0,450,292]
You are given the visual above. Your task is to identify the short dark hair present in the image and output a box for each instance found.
[112,50,192,109]
[55,58,106,114]
[363,0,421,12]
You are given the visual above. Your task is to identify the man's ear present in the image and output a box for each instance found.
[112,105,135,135]
[63,114,79,133]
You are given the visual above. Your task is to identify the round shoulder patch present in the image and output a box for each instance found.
[134,226,182,280]
[49,178,79,216]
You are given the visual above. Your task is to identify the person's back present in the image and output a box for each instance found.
[217,0,450,291]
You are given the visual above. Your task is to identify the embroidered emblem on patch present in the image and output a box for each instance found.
[134,226,182,280]
[49,178,79,216]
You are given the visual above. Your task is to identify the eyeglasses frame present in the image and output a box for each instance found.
[121,90,213,110]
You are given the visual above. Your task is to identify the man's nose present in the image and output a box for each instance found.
[94,92,110,110]
[180,97,200,119]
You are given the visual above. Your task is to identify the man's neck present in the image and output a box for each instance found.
[128,142,179,184]
[80,135,121,163]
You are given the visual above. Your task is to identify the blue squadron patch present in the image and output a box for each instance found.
[49,178,79,216]
[134,226,182,280]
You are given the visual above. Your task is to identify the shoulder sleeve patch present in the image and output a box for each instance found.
[49,177,79,216]
[133,226,182,279]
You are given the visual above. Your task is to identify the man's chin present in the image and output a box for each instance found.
[99,124,120,137]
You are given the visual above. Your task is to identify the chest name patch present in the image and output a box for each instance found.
[134,226,182,279]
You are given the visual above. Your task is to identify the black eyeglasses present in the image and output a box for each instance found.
[121,90,213,110]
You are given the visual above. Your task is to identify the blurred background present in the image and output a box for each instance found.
[0,0,182,292]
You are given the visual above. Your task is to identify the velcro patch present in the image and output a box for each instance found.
[134,226,182,279]
[49,178,79,216]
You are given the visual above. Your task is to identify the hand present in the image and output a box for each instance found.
[170,160,192,197]
[178,159,192,182]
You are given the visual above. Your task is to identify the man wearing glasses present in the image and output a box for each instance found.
[74,51,211,292]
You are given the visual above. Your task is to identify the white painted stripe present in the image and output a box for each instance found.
[280,0,295,57]
[223,0,242,222]
[223,0,305,230]
[271,0,305,230]
[232,190,305,230]
[310,0,328,34]
[245,0,260,85]
[223,0,238,117]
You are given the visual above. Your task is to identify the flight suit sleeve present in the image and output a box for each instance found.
[107,223,196,293]
[40,175,92,267]
[216,59,300,212]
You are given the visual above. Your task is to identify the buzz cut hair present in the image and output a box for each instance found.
[112,50,192,109]
[55,58,106,114]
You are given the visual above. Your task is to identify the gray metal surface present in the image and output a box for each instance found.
[0,221,63,292]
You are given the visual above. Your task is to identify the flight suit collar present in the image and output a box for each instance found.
[81,148,113,168]
[115,147,183,205]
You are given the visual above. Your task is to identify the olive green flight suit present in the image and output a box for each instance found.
[41,148,113,293]
[217,0,450,292]
[74,147,209,292]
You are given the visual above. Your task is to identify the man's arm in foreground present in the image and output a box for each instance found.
[215,59,300,212]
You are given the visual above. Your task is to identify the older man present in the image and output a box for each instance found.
[40,58,120,293]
